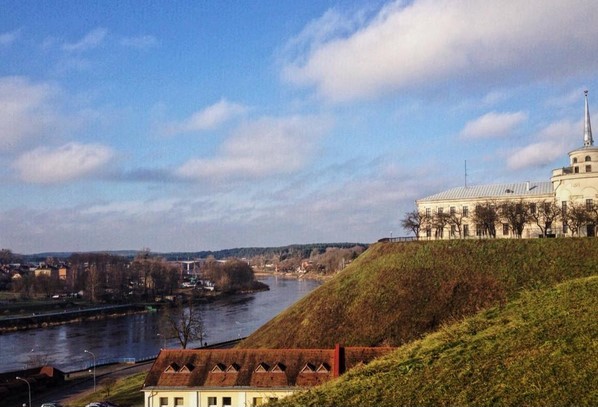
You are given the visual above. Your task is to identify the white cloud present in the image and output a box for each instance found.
[536,119,581,141]
[176,115,333,181]
[283,0,598,102]
[459,111,527,140]
[120,35,158,49]
[62,28,108,52]
[0,76,60,151]
[164,99,248,135]
[0,29,20,47]
[506,141,565,170]
[13,142,114,184]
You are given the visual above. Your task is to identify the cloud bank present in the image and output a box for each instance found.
[282,0,598,102]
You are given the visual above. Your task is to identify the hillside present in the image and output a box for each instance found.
[239,239,598,348]
[270,275,598,406]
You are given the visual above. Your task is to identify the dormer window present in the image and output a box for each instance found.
[300,363,316,373]
[211,363,226,373]
[316,363,331,373]
[254,363,269,373]
[226,363,240,373]
[164,363,180,373]
[180,363,195,373]
[271,363,286,373]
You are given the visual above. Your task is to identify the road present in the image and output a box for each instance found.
[12,361,152,407]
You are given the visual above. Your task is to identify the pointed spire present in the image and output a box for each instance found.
[584,90,593,147]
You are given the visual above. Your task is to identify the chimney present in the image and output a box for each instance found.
[333,344,345,378]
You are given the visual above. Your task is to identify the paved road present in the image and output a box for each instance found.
[15,340,244,407]
[11,361,153,407]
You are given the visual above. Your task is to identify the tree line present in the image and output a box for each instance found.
[402,199,598,239]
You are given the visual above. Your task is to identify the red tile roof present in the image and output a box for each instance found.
[144,347,394,389]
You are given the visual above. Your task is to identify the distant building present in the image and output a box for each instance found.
[416,91,598,239]
[142,345,394,407]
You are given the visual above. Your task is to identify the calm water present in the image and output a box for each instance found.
[0,276,320,373]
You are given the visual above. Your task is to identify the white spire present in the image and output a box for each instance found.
[584,90,593,147]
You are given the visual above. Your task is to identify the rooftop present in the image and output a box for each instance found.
[143,347,394,389]
[417,181,554,202]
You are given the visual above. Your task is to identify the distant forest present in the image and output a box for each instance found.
[20,243,368,263]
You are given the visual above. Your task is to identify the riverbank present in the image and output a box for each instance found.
[254,271,333,282]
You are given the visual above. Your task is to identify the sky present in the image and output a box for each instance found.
[2,0,598,254]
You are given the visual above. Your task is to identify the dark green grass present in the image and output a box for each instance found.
[270,275,598,407]
[240,239,598,348]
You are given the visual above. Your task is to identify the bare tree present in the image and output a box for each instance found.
[100,377,117,398]
[473,202,499,238]
[448,209,467,238]
[529,200,562,237]
[499,200,532,238]
[433,211,451,239]
[401,210,427,238]
[161,301,205,349]
[564,201,592,236]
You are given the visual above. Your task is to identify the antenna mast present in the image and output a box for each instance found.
[464,160,468,188]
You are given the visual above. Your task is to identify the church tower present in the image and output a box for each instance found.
[551,90,598,235]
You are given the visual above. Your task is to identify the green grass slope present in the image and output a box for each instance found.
[270,275,598,407]
[240,239,598,348]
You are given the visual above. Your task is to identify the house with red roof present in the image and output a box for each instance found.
[142,345,394,407]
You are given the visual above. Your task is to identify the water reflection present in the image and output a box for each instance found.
[0,276,320,373]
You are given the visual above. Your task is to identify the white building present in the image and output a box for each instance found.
[416,91,598,239]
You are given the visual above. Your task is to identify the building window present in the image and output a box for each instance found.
[425,208,431,217]
[450,225,456,237]
[223,397,232,407]
[159,397,168,407]
[586,165,592,172]
[463,224,469,237]
[253,398,264,406]
[529,203,536,214]
[426,227,431,238]
[450,206,456,215]
[174,398,184,407]
[438,207,443,214]
[574,166,579,173]
[476,225,482,237]
[585,155,592,161]
[562,201,567,215]
[573,157,578,163]
[269,398,279,403]
[463,206,468,217]
[587,199,594,210]
[503,223,509,236]
[208,397,217,407]
[563,222,569,234]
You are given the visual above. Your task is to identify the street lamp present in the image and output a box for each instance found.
[15,376,31,407]
[84,349,96,392]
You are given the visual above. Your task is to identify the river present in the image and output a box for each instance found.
[0,276,320,373]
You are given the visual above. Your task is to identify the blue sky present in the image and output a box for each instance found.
[1,0,598,253]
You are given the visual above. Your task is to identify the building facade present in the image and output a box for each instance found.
[416,91,598,239]
[142,345,394,407]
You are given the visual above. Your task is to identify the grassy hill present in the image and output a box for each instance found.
[240,239,598,348]
[270,275,598,406]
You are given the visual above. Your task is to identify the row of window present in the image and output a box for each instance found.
[573,165,592,173]
[157,395,280,407]
[572,155,593,163]
[425,200,595,218]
